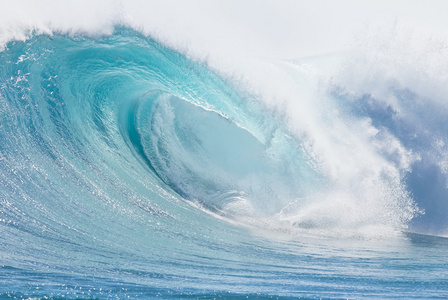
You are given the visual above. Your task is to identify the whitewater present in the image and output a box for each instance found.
[1,1,448,298]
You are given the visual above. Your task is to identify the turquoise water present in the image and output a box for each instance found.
[0,28,447,298]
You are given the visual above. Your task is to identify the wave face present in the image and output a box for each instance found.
[1,28,448,298]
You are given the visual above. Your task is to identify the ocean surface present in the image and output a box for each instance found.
[1,12,448,299]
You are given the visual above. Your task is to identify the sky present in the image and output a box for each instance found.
[2,1,448,61]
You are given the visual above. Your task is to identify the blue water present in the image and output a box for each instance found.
[1,28,448,298]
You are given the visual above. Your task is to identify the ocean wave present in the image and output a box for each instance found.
[1,6,448,297]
